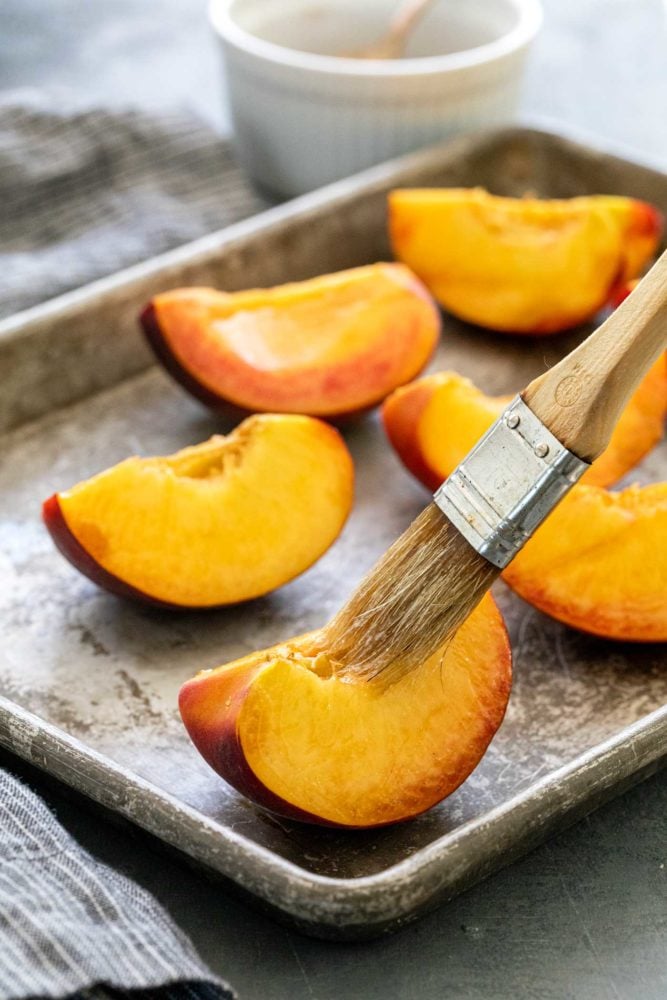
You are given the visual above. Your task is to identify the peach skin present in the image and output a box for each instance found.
[179,594,511,828]
[141,263,440,422]
[43,414,354,608]
[609,278,640,309]
[389,188,662,333]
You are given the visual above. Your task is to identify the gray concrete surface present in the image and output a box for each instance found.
[2,1,667,997]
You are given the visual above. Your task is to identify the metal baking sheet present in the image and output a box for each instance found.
[1,126,666,939]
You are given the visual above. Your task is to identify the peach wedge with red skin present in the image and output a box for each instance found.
[141,263,441,421]
[383,356,667,492]
[43,414,354,608]
[389,188,662,334]
[179,594,511,828]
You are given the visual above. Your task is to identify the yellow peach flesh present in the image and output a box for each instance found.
[236,596,510,826]
[389,189,661,333]
[504,484,667,641]
[149,263,440,417]
[55,415,354,607]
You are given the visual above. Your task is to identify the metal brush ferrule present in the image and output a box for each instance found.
[433,395,590,569]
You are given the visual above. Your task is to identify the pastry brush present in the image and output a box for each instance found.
[325,250,667,683]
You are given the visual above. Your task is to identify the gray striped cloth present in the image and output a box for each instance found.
[0,89,268,320]
[0,91,273,999]
[0,767,235,999]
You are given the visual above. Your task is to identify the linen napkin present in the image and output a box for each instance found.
[0,89,273,999]
[0,766,235,1000]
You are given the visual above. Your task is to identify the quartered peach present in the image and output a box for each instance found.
[389,188,662,333]
[43,415,354,608]
[179,594,511,828]
[141,263,440,421]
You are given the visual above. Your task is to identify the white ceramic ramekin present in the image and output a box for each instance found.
[210,0,542,198]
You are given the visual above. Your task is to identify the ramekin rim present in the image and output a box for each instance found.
[209,0,543,77]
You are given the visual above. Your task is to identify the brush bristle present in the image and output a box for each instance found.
[323,503,499,685]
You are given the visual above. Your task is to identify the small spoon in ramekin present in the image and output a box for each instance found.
[343,0,436,59]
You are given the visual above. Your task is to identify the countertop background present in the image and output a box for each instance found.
[2,1,667,998]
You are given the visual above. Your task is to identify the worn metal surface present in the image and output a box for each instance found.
[1,127,666,938]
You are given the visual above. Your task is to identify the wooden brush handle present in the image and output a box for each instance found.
[524,249,667,461]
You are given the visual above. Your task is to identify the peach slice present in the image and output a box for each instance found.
[179,594,511,828]
[503,484,667,642]
[43,414,354,608]
[389,189,662,333]
[383,372,501,493]
[383,356,667,492]
[141,263,440,421]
